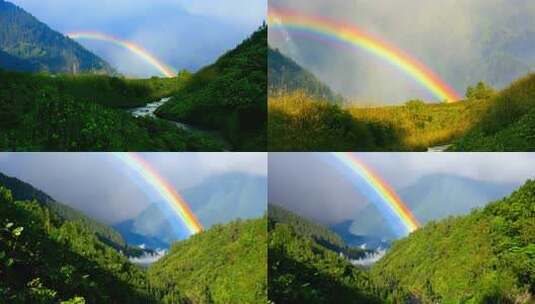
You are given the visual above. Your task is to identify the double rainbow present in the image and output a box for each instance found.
[113,153,203,236]
[67,32,175,78]
[268,7,462,103]
[330,153,420,235]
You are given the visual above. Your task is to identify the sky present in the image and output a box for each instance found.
[0,153,267,225]
[10,0,266,77]
[269,152,535,225]
[269,0,535,104]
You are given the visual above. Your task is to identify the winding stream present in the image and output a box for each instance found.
[427,144,452,152]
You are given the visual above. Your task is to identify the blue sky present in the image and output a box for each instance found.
[0,153,267,226]
[10,0,266,77]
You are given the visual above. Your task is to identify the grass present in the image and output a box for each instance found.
[268,91,488,151]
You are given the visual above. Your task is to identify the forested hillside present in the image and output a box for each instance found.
[0,0,114,74]
[0,70,224,151]
[0,187,156,303]
[156,25,267,151]
[268,221,383,303]
[268,48,343,103]
[372,180,535,303]
[452,73,535,151]
[148,218,267,304]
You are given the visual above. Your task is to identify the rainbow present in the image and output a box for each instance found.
[330,153,420,236]
[113,153,203,236]
[268,8,462,102]
[67,32,175,78]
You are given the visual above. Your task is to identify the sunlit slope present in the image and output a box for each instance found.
[452,73,535,151]
[371,180,535,303]
[147,218,267,304]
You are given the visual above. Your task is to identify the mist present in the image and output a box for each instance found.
[269,0,535,104]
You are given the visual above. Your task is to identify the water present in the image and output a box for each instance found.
[427,144,452,152]
[128,97,195,131]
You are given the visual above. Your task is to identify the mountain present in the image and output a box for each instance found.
[0,0,114,74]
[268,211,383,303]
[345,174,515,240]
[0,185,157,303]
[115,173,267,249]
[268,47,343,103]
[156,25,267,151]
[147,218,267,304]
[371,179,535,303]
[330,220,391,250]
[0,171,54,203]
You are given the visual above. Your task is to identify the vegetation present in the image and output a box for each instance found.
[268,91,488,151]
[372,179,535,303]
[268,48,343,103]
[148,218,267,304]
[452,74,535,151]
[269,222,383,303]
[0,0,114,74]
[157,25,267,151]
[0,187,157,303]
[0,69,225,151]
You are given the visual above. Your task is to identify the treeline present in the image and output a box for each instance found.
[156,25,267,151]
[0,69,225,151]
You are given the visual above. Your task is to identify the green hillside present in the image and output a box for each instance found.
[371,180,535,303]
[452,73,535,151]
[0,0,114,74]
[0,187,156,303]
[147,218,267,304]
[0,70,225,151]
[156,25,267,151]
[268,48,343,103]
[268,221,383,303]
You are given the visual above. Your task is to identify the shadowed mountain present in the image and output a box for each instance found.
[0,0,114,74]
[268,47,343,103]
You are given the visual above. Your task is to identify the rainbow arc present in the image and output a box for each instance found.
[269,7,462,102]
[67,32,175,78]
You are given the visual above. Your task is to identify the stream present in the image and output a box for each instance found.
[427,144,452,152]
[127,97,229,147]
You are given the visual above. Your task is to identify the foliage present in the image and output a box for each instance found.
[148,218,268,304]
[0,187,157,303]
[453,73,535,151]
[466,81,496,100]
[268,222,383,304]
[157,25,267,151]
[268,48,343,104]
[268,91,487,151]
[0,70,225,151]
[0,0,114,74]
[371,180,535,303]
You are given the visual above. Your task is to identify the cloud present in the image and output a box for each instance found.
[0,153,267,224]
[269,153,535,224]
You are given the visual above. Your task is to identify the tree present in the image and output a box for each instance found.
[466,81,496,100]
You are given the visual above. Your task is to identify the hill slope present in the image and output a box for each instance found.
[156,25,267,151]
[268,48,343,103]
[371,180,535,303]
[147,218,267,304]
[452,73,535,151]
[0,186,156,303]
[0,0,114,74]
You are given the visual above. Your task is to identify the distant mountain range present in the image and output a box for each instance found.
[115,172,267,248]
[0,0,114,74]
[334,174,516,242]
[268,47,343,103]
